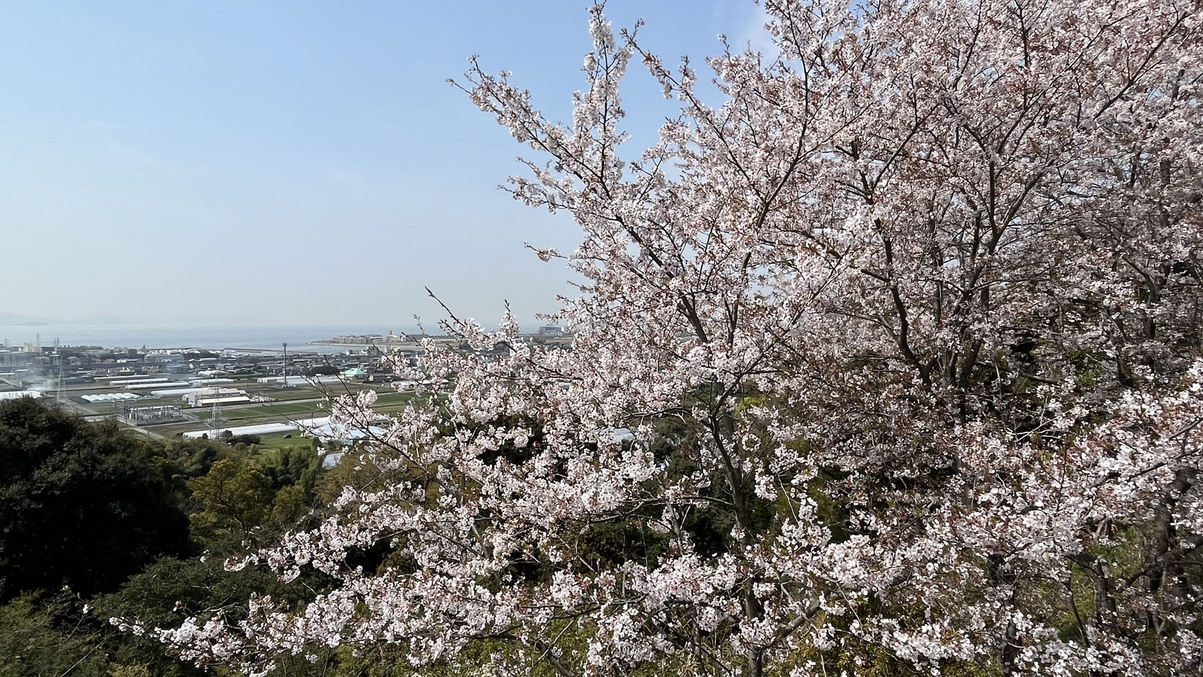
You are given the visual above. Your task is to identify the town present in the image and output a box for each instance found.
[0,328,570,451]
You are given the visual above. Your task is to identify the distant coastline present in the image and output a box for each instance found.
[0,323,423,353]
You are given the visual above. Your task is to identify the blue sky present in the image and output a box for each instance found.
[0,1,769,327]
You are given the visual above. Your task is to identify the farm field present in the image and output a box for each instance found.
[147,388,416,439]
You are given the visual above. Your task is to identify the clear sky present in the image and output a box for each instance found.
[0,1,769,328]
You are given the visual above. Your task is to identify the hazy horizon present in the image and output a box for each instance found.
[0,312,421,329]
[2,1,768,328]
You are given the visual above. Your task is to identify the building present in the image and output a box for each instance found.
[183,388,250,407]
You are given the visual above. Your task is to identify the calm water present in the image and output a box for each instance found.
[0,323,423,353]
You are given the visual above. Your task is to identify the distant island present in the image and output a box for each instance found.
[0,313,52,326]
[0,313,137,327]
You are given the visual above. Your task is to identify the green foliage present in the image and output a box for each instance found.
[94,556,311,677]
[0,400,335,675]
[0,398,190,601]
[0,593,111,677]
[577,520,670,570]
[271,484,310,525]
[158,438,229,484]
[226,434,262,447]
[184,445,321,551]
[260,445,321,492]
[187,458,276,545]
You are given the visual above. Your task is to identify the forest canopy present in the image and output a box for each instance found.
[0,397,190,600]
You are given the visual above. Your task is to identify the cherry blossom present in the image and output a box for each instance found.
[132,0,1203,674]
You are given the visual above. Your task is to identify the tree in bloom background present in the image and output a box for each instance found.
[131,0,1203,674]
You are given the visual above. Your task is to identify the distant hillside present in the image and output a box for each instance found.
[75,315,131,326]
[0,313,52,326]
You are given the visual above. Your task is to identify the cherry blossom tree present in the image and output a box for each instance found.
[132,0,1203,674]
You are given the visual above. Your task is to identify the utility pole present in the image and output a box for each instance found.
[54,338,64,403]
[282,342,288,387]
[209,400,227,439]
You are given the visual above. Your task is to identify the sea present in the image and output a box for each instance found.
[0,323,424,354]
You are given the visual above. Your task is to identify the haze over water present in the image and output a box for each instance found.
[0,323,422,353]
